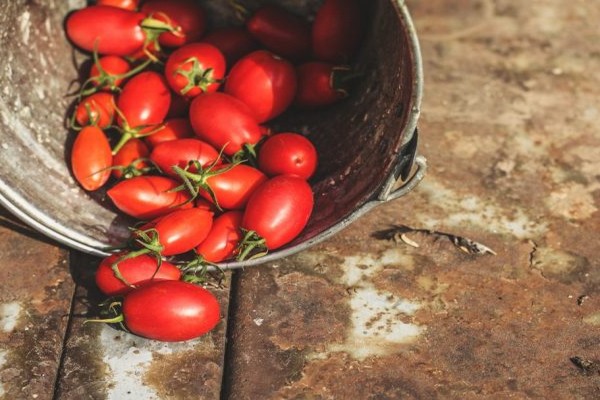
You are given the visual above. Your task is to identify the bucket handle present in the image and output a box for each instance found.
[377,128,427,203]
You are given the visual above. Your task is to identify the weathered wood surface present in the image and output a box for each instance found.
[1,0,600,399]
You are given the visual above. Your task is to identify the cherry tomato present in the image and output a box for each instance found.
[312,0,364,63]
[121,280,220,341]
[141,0,206,48]
[107,175,192,219]
[294,62,349,108]
[95,252,180,296]
[242,175,313,250]
[200,164,267,210]
[87,55,131,92]
[224,50,297,123]
[150,138,220,177]
[164,43,226,98]
[138,207,213,256]
[74,92,115,129]
[144,118,194,148]
[112,138,150,179]
[117,71,171,129]
[195,211,243,263]
[71,126,113,191]
[245,5,311,62]
[66,6,146,56]
[95,0,139,11]
[257,133,318,180]
[203,27,259,66]
[189,92,262,156]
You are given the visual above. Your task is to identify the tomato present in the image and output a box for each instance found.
[199,164,267,210]
[242,175,313,250]
[189,92,262,156]
[195,211,243,263]
[257,133,318,180]
[166,92,191,118]
[312,0,364,63]
[224,50,297,123]
[141,0,206,48]
[114,71,171,153]
[112,138,150,179]
[138,208,213,256]
[144,118,194,148]
[164,43,226,98]
[150,138,220,177]
[203,27,259,66]
[95,252,180,296]
[71,126,113,191]
[107,175,192,219]
[294,62,349,108]
[96,0,139,11]
[66,6,147,56]
[85,55,131,94]
[121,280,220,341]
[245,5,311,62]
[74,92,115,129]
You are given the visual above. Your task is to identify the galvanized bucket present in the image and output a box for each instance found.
[0,0,425,268]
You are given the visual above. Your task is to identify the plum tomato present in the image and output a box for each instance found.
[195,211,243,263]
[189,92,262,156]
[199,164,267,211]
[203,27,259,66]
[144,118,194,148]
[95,252,181,296]
[257,133,317,180]
[224,50,297,123]
[107,175,192,219]
[95,0,139,11]
[121,280,220,341]
[245,5,311,62]
[71,126,113,191]
[164,43,226,98]
[242,175,313,250]
[117,71,171,129]
[150,138,221,177]
[294,62,349,108]
[141,0,206,47]
[311,0,364,63]
[74,92,115,129]
[111,138,150,179]
[87,55,131,93]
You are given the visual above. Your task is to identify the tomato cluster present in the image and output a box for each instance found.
[65,0,364,342]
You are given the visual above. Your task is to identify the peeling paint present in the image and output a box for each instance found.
[0,349,6,396]
[545,182,599,220]
[0,302,21,332]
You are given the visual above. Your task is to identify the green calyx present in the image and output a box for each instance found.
[235,229,268,261]
[175,57,221,95]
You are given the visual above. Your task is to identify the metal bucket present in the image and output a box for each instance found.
[0,0,425,268]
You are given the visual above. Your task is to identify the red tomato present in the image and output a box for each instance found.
[189,92,262,156]
[117,71,171,129]
[87,55,131,93]
[195,211,243,263]
[74,92,115,129]
[200,164,267,210]
[224,50,297,123]
[66,6,146,56]
[121,280,220,341]
[139,208,213,256]
[312,0,364,63]
[245,5,311,62]
[294,62,349,108]
[95,252,180,296]
[71,126,113,191]
[107,175,192,219]
[95,0,139,11]
[150,138,220,177]
[112,138,150,179]
[144,118,194,148]
[257,133,318,179]
[141,0,206,48]
[164,43,226,97]
[242,175,313,250]
[203,27,259,66]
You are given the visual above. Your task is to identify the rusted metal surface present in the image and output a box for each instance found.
[224,0,600,398]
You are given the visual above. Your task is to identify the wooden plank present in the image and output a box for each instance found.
[54,251,231,400]
[0,209,73,400]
